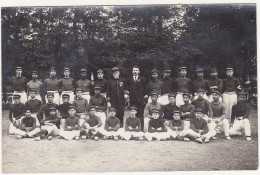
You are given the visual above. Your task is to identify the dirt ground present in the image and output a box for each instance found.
[2,108,258,173]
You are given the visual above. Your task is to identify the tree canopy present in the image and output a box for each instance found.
[2,4,256,91]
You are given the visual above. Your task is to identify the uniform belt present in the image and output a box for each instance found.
[96,110,105,113]
[82,92,90,95]
[77,113,85,115]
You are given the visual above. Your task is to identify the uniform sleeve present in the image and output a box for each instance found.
[106,81,111,102]
[9,105,14,122]
[32,118,37,129]
[206,101,213,118]
[222,79,226,93]
[200,120,209,135]
[19,119,26,131]
[190,119,199,133]
[72,118,80,130]
[24,77,28,91]
[161,82,166,95]
[205,80,211,95]
[136,118,141,132]
[37,105,45,121]
[243,103,251,119]
[189,105,195,118]
[111,118,120,131]
[64,118,69,131]
[235,78,241,92]
[169,120,174,130]
[147,120,154,132]
[218,79,223,92]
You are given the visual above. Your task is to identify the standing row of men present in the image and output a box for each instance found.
[11,65,242,125]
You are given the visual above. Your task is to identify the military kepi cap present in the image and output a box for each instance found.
[197,88,205,93]
[182,92,191,98]
[94,86,101,90]
[196,67,204,72]
[168,93,176,98]
[173,110,180,114]
[97,69,104,74]
[112,67,119,72]
[13,94,21,99]
[194,108,203,113]
[47,92,54,97]
[151,109,160,114]
[76,88,83,92]
[64,67,70,71]
[151,69,158,74]
[62,94,70,98]
[49,107,57,111]
[68,105,75,110]
[32,70,38,74]
[130,106,137,111]
[150,92,159,97]
[15,66,22,70]
[80,68,87,72]
[163,68,171,73]
[29,88,37,93]
[211,90,221,96]
[109,107,117,112]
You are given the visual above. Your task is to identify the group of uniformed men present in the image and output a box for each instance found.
[8,65,252,142]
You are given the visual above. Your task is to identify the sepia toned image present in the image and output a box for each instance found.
[1,4,257,173]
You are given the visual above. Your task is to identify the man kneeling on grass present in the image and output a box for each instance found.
[36,107,60,141]
[144,109,170,141]
[59,105,80,140]
[16,108,41,139]
[120,106,144,141]
[189,108,217,143]
[98,107,121,141]
[80,106,102,141]
[167,110,191,142]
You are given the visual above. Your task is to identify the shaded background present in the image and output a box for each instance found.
[1,4,256,95]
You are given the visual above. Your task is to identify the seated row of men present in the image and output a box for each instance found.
[9,86,252,142]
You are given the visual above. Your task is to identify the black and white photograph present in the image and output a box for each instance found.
[1,2,258,173]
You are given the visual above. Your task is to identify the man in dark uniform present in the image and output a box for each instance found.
[127,65,147,129]
[107,67,129,127]
[191,67,210,100]
[146,69,166,105]
[93,69,108,97]
[208,67,223,102]
[160,67,174,94]
[27,70,43,101]
[11,66,28,104]
[173,65,192,107]
[43,66,60,105]
[75,68,92,102]
[58,67,75,104]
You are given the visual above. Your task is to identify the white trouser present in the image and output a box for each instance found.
[208,118,230,137]
[202,115,219,132]
[45,91,60,105]
[144,132,170,141]
[143,117,151,132]
[222,92,237,118]
[60,91,75,104]
[31,113,40,127]
[229,118,251,137]
[81,127,100,136]
[176,92,191,107]
[13,91,27,104]
[28,94,42,101]
[182,120,191,130]
[96,112,107,129]
[41,124,60,136]
[186,129,216,140]
[98,128,122,137]
[59,130,80,140]
[148,94,169,105]
[9,118,22,135]
[208,95,222,102]
[82,92,91,102]
[167,128,191,138]
[10,126,40,137]
[77,113,86,127]
[193,93,208,101]
[119,129,144,140]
